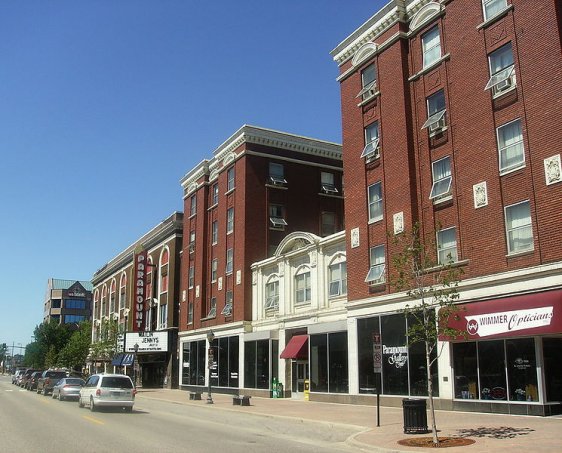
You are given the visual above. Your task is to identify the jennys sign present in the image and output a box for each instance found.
[133,251,148,332]
[444,290,562,340]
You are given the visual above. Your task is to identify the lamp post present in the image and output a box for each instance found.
[207,330,215,404]
[133,343,139,387]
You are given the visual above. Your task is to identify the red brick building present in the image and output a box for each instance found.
[331,0,562,415]
[178,125,343,394]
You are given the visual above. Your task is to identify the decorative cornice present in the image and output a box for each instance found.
[179,159,209,190]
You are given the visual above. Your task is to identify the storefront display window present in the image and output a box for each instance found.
[357,317,380,393]
[310,334,328,392]
[543,338,562,402]
[506,338,538,401]
[244,339,277,389]
[478,340,507,400]
[381,314,408,395]
[182,340,205,386]
[214,336,239,388]
[310,332,348,393]
[452,342,477,399]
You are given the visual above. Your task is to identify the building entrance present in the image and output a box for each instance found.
[291,360,308,399]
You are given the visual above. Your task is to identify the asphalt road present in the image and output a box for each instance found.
[0,375,363,453]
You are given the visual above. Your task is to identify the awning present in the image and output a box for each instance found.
[441,289,562,341]
[280,335,308,360]
[111,353,135,366]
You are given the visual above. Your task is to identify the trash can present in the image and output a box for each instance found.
[402,399,428,434]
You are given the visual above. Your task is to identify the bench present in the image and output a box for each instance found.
[232,395,251,406]
[189,392,202,401]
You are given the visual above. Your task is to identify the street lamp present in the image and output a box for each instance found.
[207,330,215,404]
[133,343,139,387]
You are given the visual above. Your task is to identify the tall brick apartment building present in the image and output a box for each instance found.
[178,125,343,394]
[331,0,562,415]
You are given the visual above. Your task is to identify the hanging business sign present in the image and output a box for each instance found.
[133,251,148,332]
[125,331,168,352]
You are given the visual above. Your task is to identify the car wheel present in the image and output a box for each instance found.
[52,392,57,399]
[78,397,85,408]
[125,406,133,413]
[60,394,65,401]
[89,397,96,412]
[36,387,41,394]
[43,388,48,396]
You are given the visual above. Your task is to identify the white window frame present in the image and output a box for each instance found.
[357,63,377,100]
[429,156,452,201]
[422,26,442,69]
[189,231,196,253]
[211,258,218,282]
[269,204,287,230]
[504,200,533,255]
[158,303,168,330]
[368,182,383,223]
[211,220,218,245]
[188,266,195,289]
[227,167,235,192]
[361,122,380,160]
[211,183,219,206]
[207,297,217,318]
[225,248,233,275]
[437,227,458,265]
[328,261,347,298]
[485,42,516,96]
[227,207,234,234]
[269,162,287,185]
[422,89,447,135]
[321,171,338,194]
[365,245,385,284]
[482,0,508,21]
[221,290,233,316]
[497,119,525,174]
[188,301,193,324]
[265,280,279,311]
[294,270,311,304]
[190,194,197,217]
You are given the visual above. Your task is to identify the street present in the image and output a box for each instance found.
[0,375,362,453]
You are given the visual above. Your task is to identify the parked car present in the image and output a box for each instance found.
[78,374,136,412]
[37,370,68,395]
[27,371,43,391]
[12,369,25,385]
[20,369,41,388]
[52,377,85,401]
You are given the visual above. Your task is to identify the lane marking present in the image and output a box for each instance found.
[82,415,105,425]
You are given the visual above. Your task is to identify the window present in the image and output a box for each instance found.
[497,119,525,173]
[485,42,515,96]
[269,162,286,185]
[422,26,441,69]
[227,166,235,191]
[329,262,347,297]
[357,63,377,100]
[119,274,127,310]
[227,207,234,234]
[422,89,446,134]
[187,302,193,324]
[365,245,385,284]
[295,271,311,304]
[429,156,452,201]
[212,220,218,245]
[207,297,217,318]
[109,280,116,314]
[65,299,87,310]
[368,182,383,222]
[269,204,287,229]
[188,266,194,288]
[321,212,337,236]
[265,281,279,310]
[222,290,233,316]
[160,248,169,293]
[437,227,458,264]
[321,171,337,194]
[505,201,533,254]
[190,194,197,216]
[361,122,380,160]
[482,0,508,21]
[189,231,195,253]
[226,248,233,274]
[211,258,218,282]
[159,303,168,329]
[211,183,219,206]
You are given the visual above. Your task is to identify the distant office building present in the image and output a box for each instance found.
[43,278,93,327]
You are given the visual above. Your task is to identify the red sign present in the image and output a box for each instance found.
[133,251,148,332]
[442,290,562,341]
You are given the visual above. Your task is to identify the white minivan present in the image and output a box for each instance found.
[78,374,136,412]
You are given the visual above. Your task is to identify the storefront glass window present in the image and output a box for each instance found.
[357,317,380,393]
[478,340,507,400]
[329,332,349,393]
[407,314,439,397]
[218,337,228,387]
[244,339,272,389]
[256,340,270,389]
[182,340,206,386]
[381,314,408,395]
[310,334,328,392]
[543,338,562,402]
[452,342,478,399]
[244,341,256,388]
[506,338,538,401]
[229,336,239,388]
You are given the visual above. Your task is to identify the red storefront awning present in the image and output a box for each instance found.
[442,289,562,341]
[280,335,308,359]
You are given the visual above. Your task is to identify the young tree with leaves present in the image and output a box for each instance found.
[390,223,465,446]
[57,321,92,372]
[90,318,119,373]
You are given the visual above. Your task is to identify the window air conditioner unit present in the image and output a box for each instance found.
[495,77,512,93]
[429,116,446,135]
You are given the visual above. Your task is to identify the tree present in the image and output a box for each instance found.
[24,321,74,368]
[57,321,92,372]
[89,318,119,372]
[390,223,465,446]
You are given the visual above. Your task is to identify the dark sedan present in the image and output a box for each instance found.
[52,377,85,401]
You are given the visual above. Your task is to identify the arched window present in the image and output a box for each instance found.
[265,275,280,312]
[294,266,311,304]
[101,285,108,318]
[328,254,347,298]
[93,290,100,320]
[109,279,117,314]
[119,273,127,311]
[160,248,169,294]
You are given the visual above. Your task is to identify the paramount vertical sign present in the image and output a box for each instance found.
[133,251,148,331]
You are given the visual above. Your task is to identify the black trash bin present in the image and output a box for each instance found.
[402,399,428,434]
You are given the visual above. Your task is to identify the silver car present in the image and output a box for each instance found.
[78,374,136,412]
[52,377,85,401]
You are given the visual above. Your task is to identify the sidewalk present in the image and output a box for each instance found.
[137,388,562,452]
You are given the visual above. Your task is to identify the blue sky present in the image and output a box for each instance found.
[0,1,384,349]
